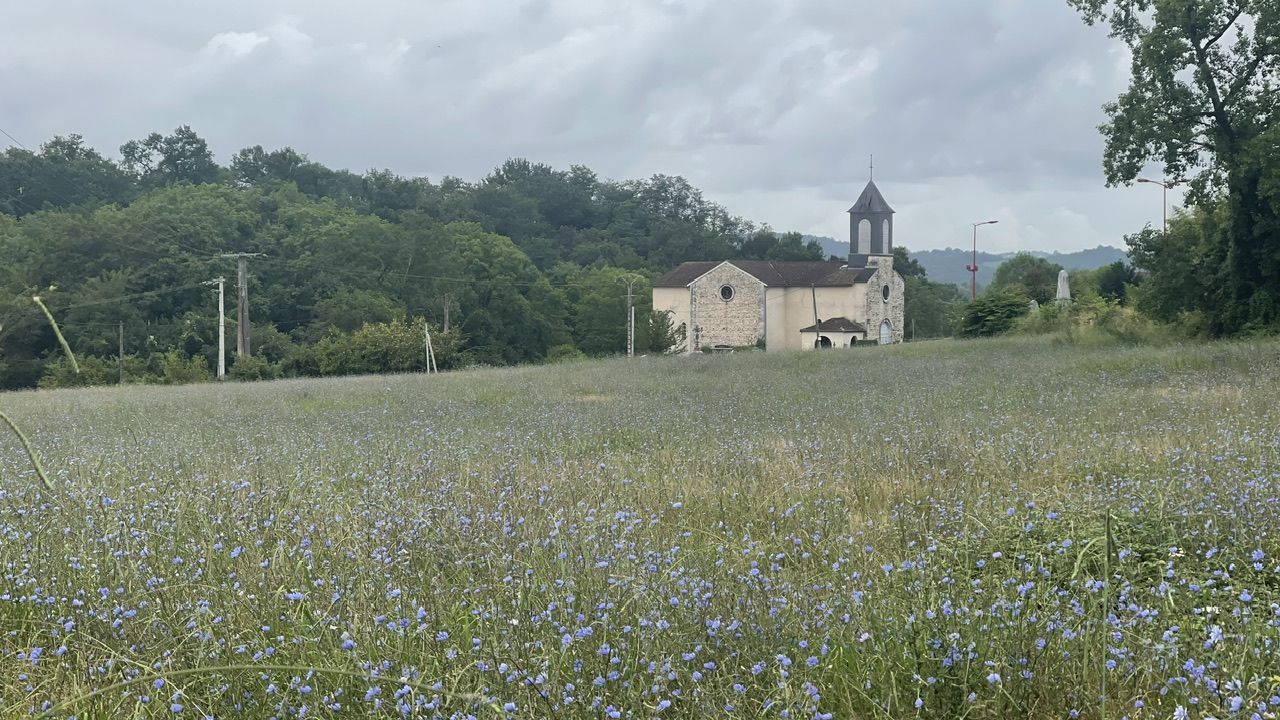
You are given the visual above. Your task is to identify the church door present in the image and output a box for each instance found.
[878,320,892,345]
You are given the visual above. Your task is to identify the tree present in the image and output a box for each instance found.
[766,232,825,261]
[1068,0,1280,333]
[120,126,220,187]
[1127,208,1222,325]
[892,246,927,279]
[0,136,133,217]
[904,276,964,339]
[990,253,1064,304]
[893,246,961,339]
[1095,260,1138,302]
[447,222,570,364]
[313,289,402,333]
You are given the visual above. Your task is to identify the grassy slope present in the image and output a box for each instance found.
[2,337,1279,718]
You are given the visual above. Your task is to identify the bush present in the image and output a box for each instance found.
[956,287,1030,337]
[160,350,212,385]
[1015,296,1177,346]
[546,344,586,363]
[38,354,153,388]
[229,355,280,382]
[286,320,461,377]
[39,355,115,388]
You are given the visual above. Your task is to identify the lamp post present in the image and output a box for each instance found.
[621,274,644,358]
[1137,178,1181,233]
[967,220,999,299]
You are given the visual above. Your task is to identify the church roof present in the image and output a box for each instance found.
[653,260,877,288]
[847,180,894,214]
[799,317,867,333]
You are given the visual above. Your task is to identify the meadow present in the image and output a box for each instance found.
[2,336,1279,719]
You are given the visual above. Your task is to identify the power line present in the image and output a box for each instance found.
[48,283,206,311]
[0,127,29,151]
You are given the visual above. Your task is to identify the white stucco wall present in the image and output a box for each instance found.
[652,287,691,352]
[765,285,865,351]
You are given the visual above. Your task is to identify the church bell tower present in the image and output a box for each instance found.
[848,158,895,257]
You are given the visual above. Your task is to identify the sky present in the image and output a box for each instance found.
[1,0,1185,253]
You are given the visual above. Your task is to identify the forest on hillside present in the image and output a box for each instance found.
[0,128,968,390]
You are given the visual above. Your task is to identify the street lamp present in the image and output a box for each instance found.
[967,220,999,299]
[620,274,644,358]
[1137,177,1181,233]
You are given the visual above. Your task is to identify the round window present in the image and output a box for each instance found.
[882,284,891,301]
[720,285,734,302]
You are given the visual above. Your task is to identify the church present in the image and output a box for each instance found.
[653,179,906,351]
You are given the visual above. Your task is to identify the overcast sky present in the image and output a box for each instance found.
[2,0,1183,253]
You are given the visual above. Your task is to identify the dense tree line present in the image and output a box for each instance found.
[0,127,871,389]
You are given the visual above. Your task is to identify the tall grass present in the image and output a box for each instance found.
[2,337,1279,718]
[0,295,77,490]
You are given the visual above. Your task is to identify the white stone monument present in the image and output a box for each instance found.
[1056,270,1071,305]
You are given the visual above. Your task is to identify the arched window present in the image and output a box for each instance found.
[857,219,871,253]
[881,219,891,250]
[879,320,892,345]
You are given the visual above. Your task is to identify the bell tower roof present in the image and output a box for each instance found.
[847,180,894,215]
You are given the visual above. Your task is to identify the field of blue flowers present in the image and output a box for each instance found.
[2,336,1279,719]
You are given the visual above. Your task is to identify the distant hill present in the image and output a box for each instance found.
[805,236,1128,289]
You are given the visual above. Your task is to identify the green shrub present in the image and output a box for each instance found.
[159,350,212,385]
[287,320,461,377]
[228,355,281,382]
[547,344,586,363]
[956,287,1030,337]
[1015,296,1178,346]
[39,354,151,388]
[39,355,115,388]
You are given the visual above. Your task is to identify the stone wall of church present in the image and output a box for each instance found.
[863,257,906,343]
[690,264,765,350]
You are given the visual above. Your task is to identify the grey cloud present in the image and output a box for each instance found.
[0,0,1158,253]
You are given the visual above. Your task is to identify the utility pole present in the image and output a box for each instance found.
[810,283,821,349]
[221,253,263,357]
[424,321,438,374]
[442,294,453,334]
[205,277,227,378]
[622,275,642,358]
[118,322,125,384]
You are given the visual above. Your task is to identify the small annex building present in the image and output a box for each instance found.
[653,179,906,352]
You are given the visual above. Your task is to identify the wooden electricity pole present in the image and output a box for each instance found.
[442,294,454,334]
[810,284,821,349]
[117,322,124,384]
[222,253,263,357]
[424,321,438,374]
